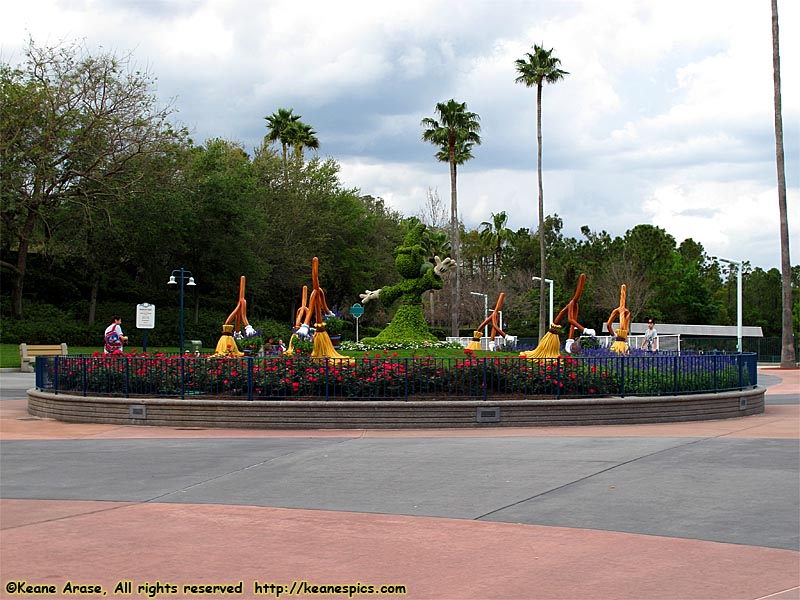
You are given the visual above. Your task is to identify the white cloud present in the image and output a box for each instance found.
[2,0,798,270]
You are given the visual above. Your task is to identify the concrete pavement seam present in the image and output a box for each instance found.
[753,585,800,600]
[0,501,138,532]
[473,435,713,521]
[140,436,359,504]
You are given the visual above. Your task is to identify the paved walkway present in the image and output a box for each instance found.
[1,368,798,599]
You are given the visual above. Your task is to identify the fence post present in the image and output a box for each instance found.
[713,354,718,392]
[556,357,562,400]
[738,354,743,390]
[125,356,130,398]
[404,358,409,401]
[53,356,60,395]
[673,354,678,395]
[180,356,185,400]
[82,357,88,397]
[483,357,488,401]
[325,358,330,401]
[248,356,254,401]
[620,355,625,398]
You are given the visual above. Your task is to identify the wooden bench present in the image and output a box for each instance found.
[19,343,69,372]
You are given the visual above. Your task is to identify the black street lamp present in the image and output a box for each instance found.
[167,268,196,355]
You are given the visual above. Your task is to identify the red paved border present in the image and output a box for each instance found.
[2,499,798,600]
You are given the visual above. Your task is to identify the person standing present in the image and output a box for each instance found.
[641,319,659,352]
[104,315,128,354]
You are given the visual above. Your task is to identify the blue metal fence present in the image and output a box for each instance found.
[36,351,758,401]
[681,337,798,363]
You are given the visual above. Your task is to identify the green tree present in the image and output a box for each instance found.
[182,139,266,307]
[0,39,184,318]
[515,44,568,339]
[742,268,782,336]
[252,149,404,323]
[286,121,320,161]
[479,211,514,278]
[421,99,482,336]
[264,107,301,170]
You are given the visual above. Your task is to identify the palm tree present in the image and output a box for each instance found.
[480,211,514,278]
[264,108,301,168]
[286,121,320,161]
[421,99,482,337]
[771,0,796,368]
[515,44,568,340]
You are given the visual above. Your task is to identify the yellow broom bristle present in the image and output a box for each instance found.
[311,331,352,361]
[519,331,561,360]
[610,329,628,354]
[610,341,629,354]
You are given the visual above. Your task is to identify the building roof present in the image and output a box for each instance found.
[603,322,763,338]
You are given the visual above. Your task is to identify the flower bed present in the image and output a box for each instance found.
[38,349,756,401]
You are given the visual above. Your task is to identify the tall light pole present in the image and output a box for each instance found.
[470,292,489,339]
[168,268,196,355]
[717,257,742,352]
[532,276,554,326]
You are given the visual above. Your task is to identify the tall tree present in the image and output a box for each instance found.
[263,107,301,169]
[417,187,449,231]
[771,0,796,367]
[515,44,568,340]
[421,99,481,336]
[0,39,184,318]
[479,211,514,278]
[286,121,320,161]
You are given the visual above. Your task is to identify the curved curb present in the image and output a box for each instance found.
[27,386,765,429]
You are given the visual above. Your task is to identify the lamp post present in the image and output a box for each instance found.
[167,268,196,355]
[716,257,742,352]
[532,276,554,325]
[470,291,489,339]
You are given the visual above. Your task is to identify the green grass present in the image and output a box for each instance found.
[1,344,183,368]
[1,343,517,368]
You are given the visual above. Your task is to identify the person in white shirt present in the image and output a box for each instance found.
[641,319,659,352]
[104,315,128,354]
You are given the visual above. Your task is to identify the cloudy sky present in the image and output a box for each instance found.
[4,0,798,269]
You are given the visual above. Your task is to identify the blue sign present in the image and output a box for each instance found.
[350,303,365,319]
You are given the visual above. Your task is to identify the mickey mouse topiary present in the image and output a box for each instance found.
[360,223,456,343]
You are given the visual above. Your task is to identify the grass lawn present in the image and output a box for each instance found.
[1,344,182,368]
[1,343,519,368]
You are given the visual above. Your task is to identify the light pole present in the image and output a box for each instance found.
[716,257,742,352]
[532,276,554,325]
[470,291,488,339]
[168,268,196,355]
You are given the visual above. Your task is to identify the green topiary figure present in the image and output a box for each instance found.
[360,223,456,343]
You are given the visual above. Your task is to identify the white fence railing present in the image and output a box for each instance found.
[446,336,518,351]
[593,333,681,352]
[446,334,680,352]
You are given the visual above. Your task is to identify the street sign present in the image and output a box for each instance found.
[350,303,365,344]
[136,303,156,329]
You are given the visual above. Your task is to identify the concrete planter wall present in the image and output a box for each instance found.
[27,386,765,429]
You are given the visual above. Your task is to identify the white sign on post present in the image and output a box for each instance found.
[136,303,156,329]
